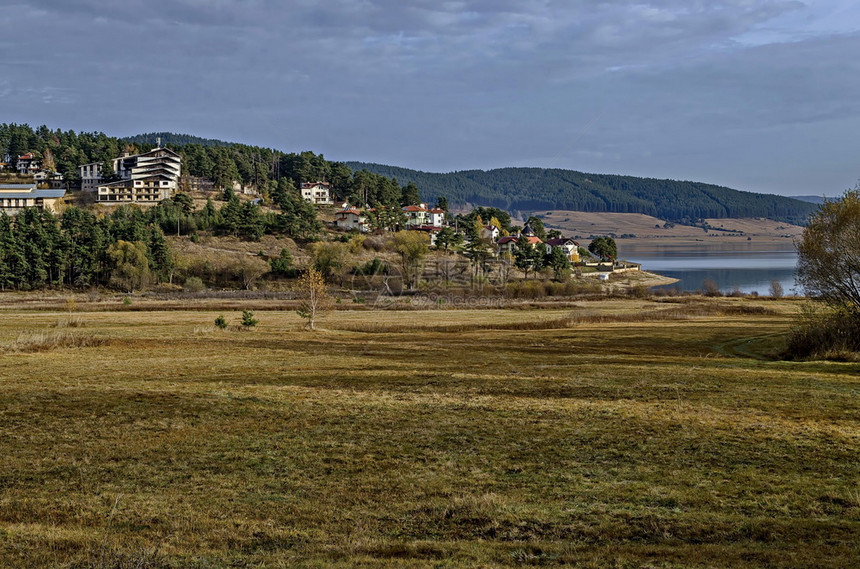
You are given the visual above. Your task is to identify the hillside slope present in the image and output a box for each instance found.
[345,162,816,225]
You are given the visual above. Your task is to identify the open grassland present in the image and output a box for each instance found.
[0,299,857,567]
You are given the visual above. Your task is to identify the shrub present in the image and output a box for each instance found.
[362,236,386,252]
[627,284,650,298]
[241,310,258,328]
[269,248,296,278]
[784,305,860,360]
[7,331,107,353]
[348,234,366,253]
[183,277,205,292]
[352,257,387,276]
[214,315,228,330]
[769,279,784,298]
[702,279,722,297]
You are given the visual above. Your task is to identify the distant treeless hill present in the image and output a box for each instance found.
[791,195,831,205]
[344,162,817,225]
[540,211,803,244]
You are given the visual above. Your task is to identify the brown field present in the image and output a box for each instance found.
[540,211,803,249]
[0,297,858,567]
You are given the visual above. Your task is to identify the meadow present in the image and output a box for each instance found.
[0,297,857,567]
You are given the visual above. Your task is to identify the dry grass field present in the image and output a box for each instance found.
[0,298,858,567]
[539,211,803,249]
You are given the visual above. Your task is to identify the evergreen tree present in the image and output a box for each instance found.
[547,247,571,281]
[514,237,539,279]
[239,201,264,240]
[400,181,421,206]
[588,236,617,261]
[147,227,172,283]
[218,193,242,236]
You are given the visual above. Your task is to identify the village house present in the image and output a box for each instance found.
[496,223,543,255]
[300,181,334,205]
[428,207,445,227]
[15,153,40,175]
[402,204,428,227]
[544,237,581,262]
[0,182,66,215]
[403,204,445,229]
[480,225,500,241]
[334,206,368,232]
[497,234,544,255]
[33,170,66,190]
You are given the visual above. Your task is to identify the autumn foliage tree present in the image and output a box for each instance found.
[788,189,860,358]
[796,189,860,313]
[107,240,151,292]
[295,266,334,330]
[392,231,430,290]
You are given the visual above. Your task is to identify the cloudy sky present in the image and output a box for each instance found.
[2,1,858,196]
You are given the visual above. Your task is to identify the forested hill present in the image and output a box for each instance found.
[345,162,817,225]
[124,132,236,148]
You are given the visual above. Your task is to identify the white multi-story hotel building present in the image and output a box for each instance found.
[79,147,182,205]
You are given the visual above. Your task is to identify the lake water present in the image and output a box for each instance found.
[621,243,801,295]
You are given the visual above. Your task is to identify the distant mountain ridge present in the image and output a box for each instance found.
[345,162,817,226]
[117,131,816,225]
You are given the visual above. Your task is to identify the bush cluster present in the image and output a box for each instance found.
[785,307,860,360]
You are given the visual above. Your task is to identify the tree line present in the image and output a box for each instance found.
[0,125,424,211]
[0,189,320,291]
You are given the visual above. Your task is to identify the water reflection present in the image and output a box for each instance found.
[622,246,800,295]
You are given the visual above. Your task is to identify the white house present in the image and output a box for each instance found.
[480,225,500,241]
[33,170,65,190]
[15,153,40,175]
[427,207,445,227]
[402,204,445,229]
[334,207,368,232]
[402,204,428,227]
[544,237,581,262]
[300,181,334,205]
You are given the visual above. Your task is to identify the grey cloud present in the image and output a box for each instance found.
[0,0,857,195]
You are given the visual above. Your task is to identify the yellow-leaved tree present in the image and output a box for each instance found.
[295,266,334,330]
